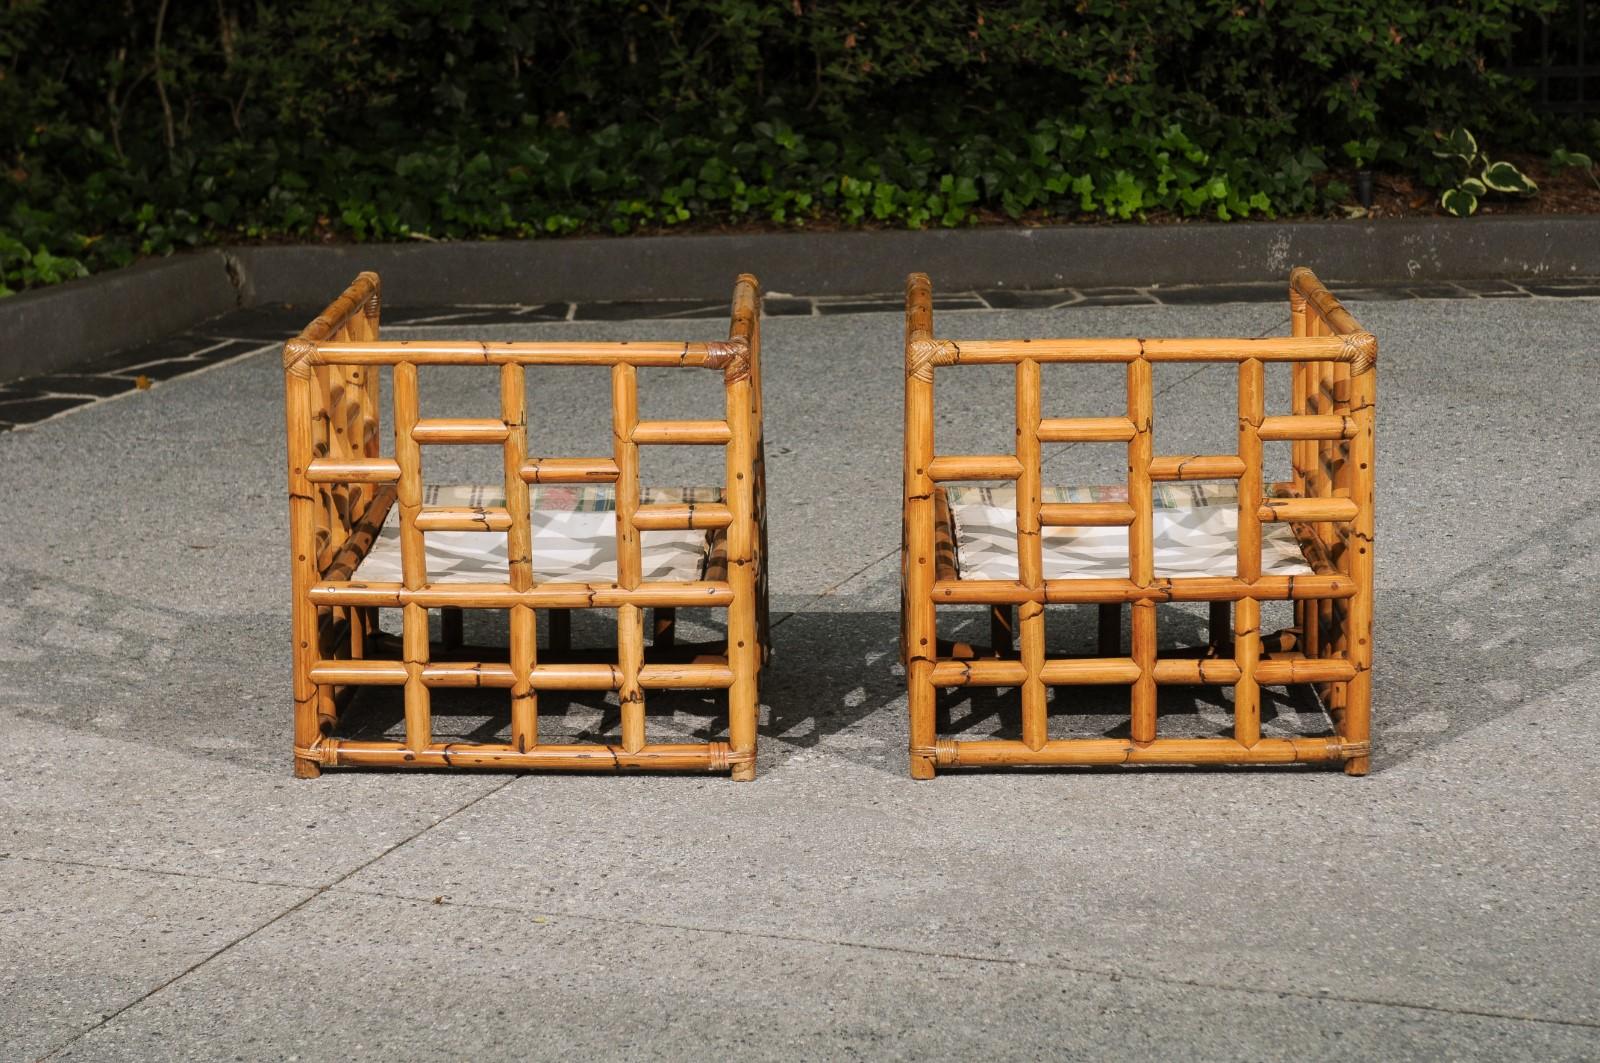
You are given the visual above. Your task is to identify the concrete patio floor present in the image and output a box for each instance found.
[2,292,1597,1061]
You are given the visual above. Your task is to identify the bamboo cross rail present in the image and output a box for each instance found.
[902,267,1375,777]
[285,272,768,779]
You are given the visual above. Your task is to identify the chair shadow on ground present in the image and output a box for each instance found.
[334,599,1329,776]
[3,495,1596,778]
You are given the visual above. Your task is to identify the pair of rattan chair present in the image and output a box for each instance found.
[283,267,1374,781]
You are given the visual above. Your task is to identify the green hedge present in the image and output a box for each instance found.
[0,0,1585,293]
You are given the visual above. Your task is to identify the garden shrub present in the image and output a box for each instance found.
[0,0,1585,293]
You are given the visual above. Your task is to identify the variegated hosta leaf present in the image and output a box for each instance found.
[1481,160,1537,194]
[1441,188,1479,217]
[1444,127,1478,161]
[1459,177,1486,195]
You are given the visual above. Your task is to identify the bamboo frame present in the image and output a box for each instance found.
[902,267,1375,776]
[285,272,768,778]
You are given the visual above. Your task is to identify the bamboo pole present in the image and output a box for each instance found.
[904,273,939,778]
[313,340,749,367]
[928,573,1356,606]
[309,580,736,610]
[928,455,1024,481]
[1040,657,1140,684]
[1259,497,1359,523]
[521,458,620,484]
[632,502,734,530]
[632,420,731,445]
[935,735,1360,768]
[1039,502,1135,527]
[1234,356,1265,745]
[1313,314,1337,708]
[1153,658,1242,685]
[1127,355,1156,743]
[930,658,1028,687]
[611,364,646,755]
[284,345,323,778]
[1294,290,1315,667]
[1258,414,1355,441]
[1016,358,1047,750]
[425,661,516,687]
[1342,339,1376,775]
[1148,455,1246,481]
[1038,417,1136,443]
[393,361,431,752]
[724,275,762,781]
[745,274,772,667]
[309,739,733,772]
[305,457,402,483]
[412,418,509,444]
[503,362,537,751]
[1329,346,1353,723]
[938,336,1353,365]
[417,508,514,533]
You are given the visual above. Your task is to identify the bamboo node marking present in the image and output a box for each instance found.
[906,338,958,381]
[1342,331,1377,375]
[283,338,317,376]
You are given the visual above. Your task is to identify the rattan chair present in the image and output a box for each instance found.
[901,267,1375,777]
[284,272,769,779]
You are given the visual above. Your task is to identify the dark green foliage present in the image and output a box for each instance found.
[0,0,1584,293]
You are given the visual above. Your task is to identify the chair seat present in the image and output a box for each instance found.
[944,483,1315,581]
[352,484,718,585]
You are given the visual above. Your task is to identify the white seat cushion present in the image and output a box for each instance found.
[946,484,1314,581]
[352,484,716,585]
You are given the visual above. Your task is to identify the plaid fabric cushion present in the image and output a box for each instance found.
[352,484,720,584]
[945,483,1314,580]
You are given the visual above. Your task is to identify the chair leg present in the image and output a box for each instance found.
[989,604,1014,655]
[442,607,464,651]
[908,669,936,779]
[1097,603,1121,656]
[548,609,571,653]
[1209,601,1230,652]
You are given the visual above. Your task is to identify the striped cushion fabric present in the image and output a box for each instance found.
[945,483,1314,581]
[352,484,718,585]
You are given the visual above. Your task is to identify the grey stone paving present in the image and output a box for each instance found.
[1,294,1598,1061]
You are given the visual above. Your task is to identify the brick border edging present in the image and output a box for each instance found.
[5,214,1600,382]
